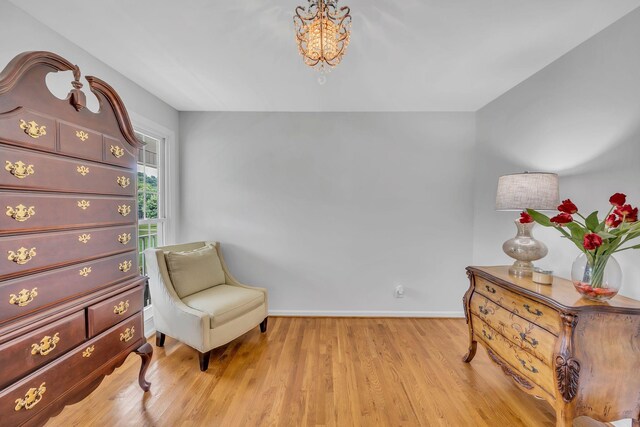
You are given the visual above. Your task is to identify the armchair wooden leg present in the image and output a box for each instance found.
[155,332,166,347]
[199,350,211,371]
[260,317,268,333]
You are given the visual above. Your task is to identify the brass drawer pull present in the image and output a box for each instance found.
[485,285,496,294]
[8,247,36,265]
[31,333,60,356]
[523,304,543,317]
[114,300,130,315]
[19,119,47,139]
[120,326,135,343]
[517,357,539,374]
[116,176,130,188]
[82,345,95,358]
[14,382,46,411]
[118,233,131,245]
[481,329,493,341]
[76,165,90,176]
[110,145,125,158]
[76,130,89,141]
[79,267,92,277]
[78,233,91,244]
[77,200,90,210]
[117,204,131,216]
[9,288,38,307]
[6,204,35,222]
[519,332,539,348]
[119,260,132,273]
[5,160,35,179]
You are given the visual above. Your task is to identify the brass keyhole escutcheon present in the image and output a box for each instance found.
[110,145,125,158]
[118,233,132,245]
[118,260,132,273]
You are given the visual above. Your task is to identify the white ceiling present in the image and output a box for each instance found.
[10,0,640,112]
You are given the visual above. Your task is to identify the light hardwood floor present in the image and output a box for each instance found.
[46,317,562,426]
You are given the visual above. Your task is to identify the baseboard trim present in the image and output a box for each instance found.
[268,310,465,318]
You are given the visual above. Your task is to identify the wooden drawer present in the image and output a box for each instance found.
[1,144,135,196]
[0,225,136,280]
[1,192,136,235]
[88,286,144,337]
[0,252,138,325]
[0,313,143,426]
[472,314,555,397]
[103,135,136,169]
[0,108,56,153]
[470,293,555,366]
[58,121,103,162]
[475,277,560,335]
[0,311,85,390]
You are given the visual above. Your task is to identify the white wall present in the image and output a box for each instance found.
[0,1,179,138]
[179,112,475,315]
[474,8,640,300]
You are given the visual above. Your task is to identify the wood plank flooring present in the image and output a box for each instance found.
[46,317,561,426]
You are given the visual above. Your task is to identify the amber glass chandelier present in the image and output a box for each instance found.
[294,0,352,72]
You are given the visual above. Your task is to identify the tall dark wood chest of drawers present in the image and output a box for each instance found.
[0,51,152,426]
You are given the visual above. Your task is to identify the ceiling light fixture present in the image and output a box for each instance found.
[293,0,352,74]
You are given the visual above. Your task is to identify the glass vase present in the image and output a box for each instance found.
[571,253,622,302]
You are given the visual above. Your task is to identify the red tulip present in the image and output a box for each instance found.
[550,213,573,225]
[609,193,626,207]
[557,199,578,214]
[605,214,622,228]
[614,204,638,223]
[519,211,533,224]
[583,233,603,251]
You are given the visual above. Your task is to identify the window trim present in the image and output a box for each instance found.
[130,112,178,327]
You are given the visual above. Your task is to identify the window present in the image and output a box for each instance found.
[135,130,165,307]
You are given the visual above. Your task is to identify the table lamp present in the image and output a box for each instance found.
[496,172,559,277]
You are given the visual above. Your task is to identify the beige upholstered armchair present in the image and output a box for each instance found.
[144,241,268,371]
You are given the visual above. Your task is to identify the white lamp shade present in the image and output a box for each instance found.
[496,172,559,211]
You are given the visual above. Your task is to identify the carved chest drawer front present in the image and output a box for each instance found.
[0,225,136,280]
[0,108,56,152]
[1,252,139,325]
[0,313,143,426]
[1,144,136,196]
[88,286,144,338]
[469,293,555,366]
[1,192,136,235]
[475,277,560,335]
[103,135,137,169]
[0,311,85,390]
[472,314,556,397]
[58,122,103,162]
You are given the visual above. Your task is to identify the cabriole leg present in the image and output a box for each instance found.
[134,342,153,392]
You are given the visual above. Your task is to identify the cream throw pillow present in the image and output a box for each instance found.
[165,244,226,298]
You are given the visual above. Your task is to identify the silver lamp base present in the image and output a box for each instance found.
[502,220,548,278]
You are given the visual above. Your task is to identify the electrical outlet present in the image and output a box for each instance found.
[394,285,405,298]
